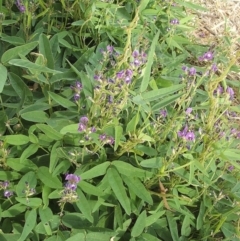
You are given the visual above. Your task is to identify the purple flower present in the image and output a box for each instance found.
[90,127,96,133]
[226,87,234,100]
[116,70,125,79]
[80,116,89,125]
[4,190,13,198]
[214,85,224,95]
[182,66,188,72]
[203,51,214,61]
[185,108,193,115]
[132,50,140,58]
[0,181,9,189]
[75,81,82,90]
[74,93,80,101]
[178,126,188,138]
[125,69,133,77]
[78,123,87,132]
[178,126,195,141]
[228,166,234,172]
[106,45,114,53]
[125,76,132,84]
[65,182,77,191]
[107,136,115,145]
[99,134,107,141]
[185,131,195,141]
[65,174,81,184]
[199,51,214,61]
[108,95,114,103]
[160,109,167,118]
[71,81,82,101]
[211,63,218,72]
[94,75,101,81]
[99,134,114,145]
[133,59,141,66]
[188,67,196,76]
[170,19,179,25]
[16,0,25,12]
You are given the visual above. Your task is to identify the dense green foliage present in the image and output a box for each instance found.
[0,0,240,240]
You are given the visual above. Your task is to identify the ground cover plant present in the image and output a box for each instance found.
[0,0,240,240]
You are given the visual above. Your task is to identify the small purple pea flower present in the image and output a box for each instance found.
[160,109,167,118]
[16,0,25,13]
[170,19,179,25]
[65,174,81,184]
[188,67,196,76]
[4,190,13,198]
[80,116,89,125]
[185,108,193,115]
[226,87,234,100]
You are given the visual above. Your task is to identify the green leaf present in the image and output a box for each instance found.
[181,215,191,236]
[1,36,25,45]
[79,181,104,196]
[140,31,159,92]
[39,207,53,236]
[49,141,61,173]
[79,162,111,180]
[42,185,52,208]
[76,189,93,223]
[39,207,53,223]
[146,210,165,227]
[37,166,62,189]
[15,197,42,207]
[140,156,163,168]
[19,103,51,115]
[175,0,207,11]
[20,144,39,163]
[196,201,205,230]
[166,211,179,241]
[123,176,152,204]
[16,171,37,197]
[8,72,33,101]
[126,113,139,133]
[114,125,123,151]
[36,124,63,140]
[0,171,21,180]
[48,91,76,108]
[39,34,54,69]
[152,93,183,112]
[8,59,61,74]
[0,64,7,93]
[114,204,123,229]
[62,213,91,229]
[138,0,150,12]
[86,231,115,241]
[65,234,86,241]
[1,41,38,64]
[131,210,146,237]
[0,234,21,241]
[21,111,49,123]
[4,135,29,145]
[107,167,131,215]
[0,111,7,135]
[1,203,26,217]
[112,160,152,178]
[7,158,38,172]
[49,70,76,84]
[140,84,185,102]
[60,124,79,134]
[18,209,37,241]
[166,37,183,51]
[140,233,160,241]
